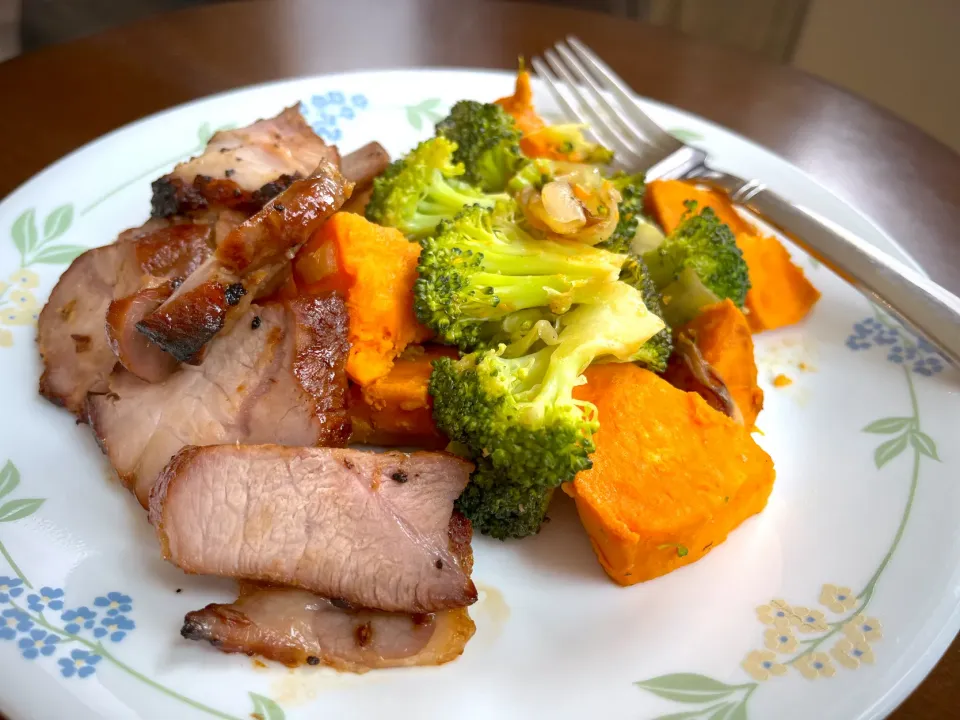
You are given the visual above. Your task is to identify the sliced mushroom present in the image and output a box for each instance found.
[666,330,743,424]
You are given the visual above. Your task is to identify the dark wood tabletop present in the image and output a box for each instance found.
[0,0,956,717]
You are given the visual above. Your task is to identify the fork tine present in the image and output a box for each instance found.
[528,57,588,128]
[550,42,653,158]
[566,35,679,151]
[529,56,627,156]
[541,49,647,162]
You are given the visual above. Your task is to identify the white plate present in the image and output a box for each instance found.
[0,69,958,720]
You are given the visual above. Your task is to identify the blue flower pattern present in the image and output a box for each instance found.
[1,586,136,679]
[95,613,135,642]
[0,576,24,602]
[1,608,33,639]
[58,649,102,678]
[94,592,132,616]
[26,586,64,612]
[300,91,369,143]
[61,606,96,633]
[846,316,945,376]
[18,629,59,659]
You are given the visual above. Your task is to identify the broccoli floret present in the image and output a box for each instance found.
[435,101,526,192]
[429,281,665,500]
[414,204,626,351]
[598,173,646,255]
[643,201,750,308]
[617,255,672,372]
[365,137,506,239]
[456,460,555,539]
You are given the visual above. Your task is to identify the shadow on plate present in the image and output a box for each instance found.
[503,491,608,582]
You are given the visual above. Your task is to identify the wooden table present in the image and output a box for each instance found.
[0,1,956,716]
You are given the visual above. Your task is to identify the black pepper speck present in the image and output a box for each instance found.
[225,283,246,306]
[251,315,261,330]
[391,470,408,483]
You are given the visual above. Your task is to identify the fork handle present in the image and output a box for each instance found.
[700,171,960,367]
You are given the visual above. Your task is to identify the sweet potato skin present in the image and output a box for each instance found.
[667,299,764,429]
[736,232,820,332]
[294,213,429,386]
[568,364,775,585]
[347,345,456,449]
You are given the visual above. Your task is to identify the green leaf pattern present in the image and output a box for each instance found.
[874,433,909,468]
[669,128,704,143]
[637,674,741,704]
[405,98,445,132]
[0,498,44,523]
[909,431,940,461]
[0,460,20,499]
[249,692,286,720]
[11,208,38,260]
[42,205,73,243]
[9,205,76,268]
[863,417,912,434]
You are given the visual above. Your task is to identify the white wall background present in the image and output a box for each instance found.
[792,0,960,152]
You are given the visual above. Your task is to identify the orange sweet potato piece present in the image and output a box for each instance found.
[347,345,457,449]
[495,67,547,141]
[736,232,821,332]
[495,67,595,162]
[646,180,750,235]
[667,299,764,429]
[294,212,430,386]
[567,363,775,586]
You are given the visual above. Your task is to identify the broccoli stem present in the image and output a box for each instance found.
[466,274,608,318]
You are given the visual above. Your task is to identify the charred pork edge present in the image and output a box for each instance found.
[178,602,477,670]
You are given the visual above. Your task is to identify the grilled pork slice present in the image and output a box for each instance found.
[37,219,214,414]
[88,293,350,507]
[181,582,475,670]
[137,163,352,362]
[150,446,477,613]
[150,105,341,218]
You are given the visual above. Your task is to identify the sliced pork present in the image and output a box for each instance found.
[181,582,476,670]
[87,293,350,507]
[137,163,352,362]
[150,106,341,218]
[37,219,213,414]
[150,446,477,613]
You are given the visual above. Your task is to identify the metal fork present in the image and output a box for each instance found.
[532,37,960,368]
